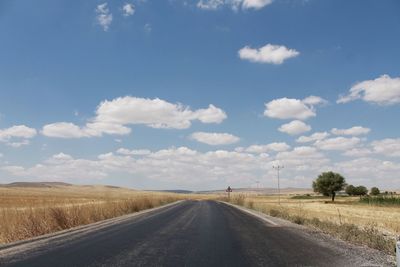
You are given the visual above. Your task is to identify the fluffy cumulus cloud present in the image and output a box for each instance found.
[334,157,400,188]
[42,96,227,138]
[237,142,290,154]
[117,148,151,156]
[371,138,400,157]
[242,0,273,9]
[0,125,37,147]
[278,120,311,135]
[314,137,361,151]
[331,126,370,136]
[197,0,272,11]
[122,3,135,16]
[190,132,240,145]
[296,132,329,143]
[338,75,400,105]
[342,148,373,157]
[2,143,400,189]
[96,3,113,31]
[264,96,327,120]
[238,44,299,64]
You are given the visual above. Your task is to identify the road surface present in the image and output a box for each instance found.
[0,200,388,266]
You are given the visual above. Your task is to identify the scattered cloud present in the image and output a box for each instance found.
[238,142,290,153]
[122,3,135,17]
[338,75,400,105]
[238,44,299,64]
[278,120,311,135]
[144,23,152,34]
[342,148,373,157]
[331,126,370,136]
[190,132,240,145]
[197,0,273,11]
[296,132,329,143]
[242,0,273,9]
[42,96,227,138]
[314,137,361,151]
[96,3,113,31]
[117,148,151,156]
[264,96,327,120]
[371,138,400,157]
[0,125,37,147]
[197,0,224,10]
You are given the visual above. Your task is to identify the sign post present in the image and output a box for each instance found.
[226,186,233,200]
[396,239,400,267]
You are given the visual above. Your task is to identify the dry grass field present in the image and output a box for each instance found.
[228,193,400,254]
[0,184,205,244]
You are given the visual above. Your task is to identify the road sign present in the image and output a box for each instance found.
[226,186,232,200]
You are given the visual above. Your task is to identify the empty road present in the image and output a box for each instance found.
[0,200,388,266]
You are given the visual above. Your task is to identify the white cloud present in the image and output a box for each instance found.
[342,148,373,157]
[276,146,330,173]
[96,3,113,31]
[190,132,240,145]
[242,142,290,154]
[278,120,311,135]
[196,0,272,11]
[296,132,329,143]
[197,0,224,10]
[334,157,400,188]
[42,122,91,138]
[117,148,151,156]
[331,126,370,136]
[42,96,227,138]
[144,23,152,34]
[338,75,400,105]
[302,95,328,106]
[0,125,37,147]
[3,144,399,189]
[264,96,327,120]
[122,3,135,16]
[238,44,299,64]
[314,137,361,151]
[371,138,400,157]
[242,0,273,9]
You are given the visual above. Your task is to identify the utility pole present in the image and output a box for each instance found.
[273,165,284,205]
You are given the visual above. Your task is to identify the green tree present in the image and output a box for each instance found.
[312,171,346,202]
[370,187,380,196]
[354,186,368,196]
[345,185,356,196]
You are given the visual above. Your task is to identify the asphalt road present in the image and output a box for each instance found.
[0,200,383,267]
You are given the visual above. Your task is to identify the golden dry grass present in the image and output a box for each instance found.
[240,194,400,237]
[226,193,399,254]
[0,185,209,244]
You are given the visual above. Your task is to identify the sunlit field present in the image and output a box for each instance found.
[227,193,400,254]
[245,194,400,236]
[0,184,208,244]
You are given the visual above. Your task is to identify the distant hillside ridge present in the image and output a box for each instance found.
[0,182,72,188]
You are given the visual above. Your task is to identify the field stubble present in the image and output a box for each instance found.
[0,185,207,244]
[227,193,400,255]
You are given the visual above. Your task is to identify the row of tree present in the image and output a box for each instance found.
[312,171,381,202]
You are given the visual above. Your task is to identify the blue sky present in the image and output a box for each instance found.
[0,0,400,190]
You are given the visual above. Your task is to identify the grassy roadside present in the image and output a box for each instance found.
[226,194,397,255]
[0,186,204,244]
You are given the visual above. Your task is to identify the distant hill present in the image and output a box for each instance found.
[0,182,72,188]
[198,187,313,195]
[151,190,193,194]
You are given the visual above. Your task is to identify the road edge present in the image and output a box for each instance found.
[0,200,184,252]
[218,201,279,226]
